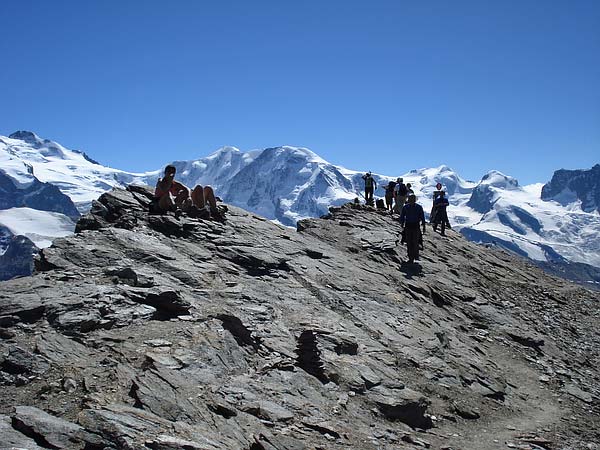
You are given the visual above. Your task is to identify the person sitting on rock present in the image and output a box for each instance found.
[154,165,222,220]
[399,193,426,264]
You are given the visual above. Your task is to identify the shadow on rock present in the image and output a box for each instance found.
[400,262,423,279]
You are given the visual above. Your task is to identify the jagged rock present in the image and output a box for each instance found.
[564,384,594,404]
[0,187,598,449]
[452,401,481,420]
[1,345,49,378]
[11,406,90,449]
[0,413,44,449]
[238,400,295,422]
[0,233,37,281]
[369,386,433,429]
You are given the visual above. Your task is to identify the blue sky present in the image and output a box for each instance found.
[1,0,598,184]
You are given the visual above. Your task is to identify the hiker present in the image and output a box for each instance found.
[432,190,451,235]
[154,165,191,212]
[399,194,426,264]
[406,183,414,197]
[362,172,377,205]
[154,165,221,219]
[430,182,443,223]
[384,180,397,211]
[393,178,408,213]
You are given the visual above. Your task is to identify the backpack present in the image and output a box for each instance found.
[397,183,407,196]
[387,181,397,193]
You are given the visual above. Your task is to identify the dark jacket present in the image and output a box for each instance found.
[400,203,425,226]
[434,196,449,210]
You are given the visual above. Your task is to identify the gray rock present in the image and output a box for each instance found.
[0,187,598,449]
[564,384,594,404]
[0,414,44,449]
[239,400,295,422]
[1,345,49,378]
[368,387,433,429]
[12,406,87,449]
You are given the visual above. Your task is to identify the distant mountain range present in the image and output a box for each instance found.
[1,131,599,283]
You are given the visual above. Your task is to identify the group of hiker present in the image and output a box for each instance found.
[362,172,452,264]
[151,164,449,264]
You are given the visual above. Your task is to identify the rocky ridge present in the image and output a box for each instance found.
[0,186,599,449]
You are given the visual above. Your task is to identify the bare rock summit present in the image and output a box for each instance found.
[0,185,598,449]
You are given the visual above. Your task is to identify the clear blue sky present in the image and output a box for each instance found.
[1,0,598,184]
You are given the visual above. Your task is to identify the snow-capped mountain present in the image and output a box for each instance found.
[0,131,599,282]
[0,131,145,212]
[172,146,363,225]
[0,131,149,279]
[541,164,600,213]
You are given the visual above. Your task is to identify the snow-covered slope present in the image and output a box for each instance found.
[0,131,146,212]
[451,180,600,267]
[0,207,75,249]
[0,131,599,279]
[156,146,365,225]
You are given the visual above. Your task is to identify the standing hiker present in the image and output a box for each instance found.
[362,172,377,206]
[430,182,443,223]
[384,180,397,211]
[432,190,450,235]
[394,178,408,214]
[399,193,426,264]
[406,183,414,197]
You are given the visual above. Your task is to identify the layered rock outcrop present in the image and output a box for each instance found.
[0,186,598,449]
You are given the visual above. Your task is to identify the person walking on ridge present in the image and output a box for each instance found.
[384,180,396,211]
[393,178,408,214]
[430,182,443,223]
[362,172,377,206]
[399,193,426,264]
[432,190,450,235]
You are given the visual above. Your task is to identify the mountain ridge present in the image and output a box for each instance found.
[0,131,599,282]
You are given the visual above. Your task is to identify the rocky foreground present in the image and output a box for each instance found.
[0,186,598,450]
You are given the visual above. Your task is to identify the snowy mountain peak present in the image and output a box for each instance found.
[480,170,520,190]
[261,146,330,165]
[1,132,147,211]
[466,171,520,214]
[541,164,600,213]
[206,146,241,159]
[406,165,475,196]
[8,130,40,143]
